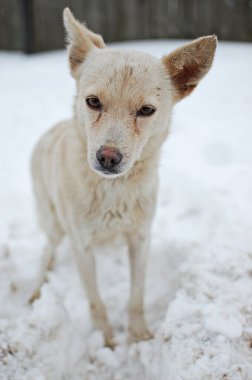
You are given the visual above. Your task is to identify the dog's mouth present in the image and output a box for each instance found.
[92,164,125,179]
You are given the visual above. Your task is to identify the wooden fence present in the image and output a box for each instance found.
[0,0,252,53]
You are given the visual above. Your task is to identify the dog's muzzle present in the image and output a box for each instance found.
[96,145,123,175]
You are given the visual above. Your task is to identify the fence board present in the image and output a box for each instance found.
[0,0,251,52]
[0,0,23,50]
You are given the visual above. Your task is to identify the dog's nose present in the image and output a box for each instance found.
[96,146,122,170]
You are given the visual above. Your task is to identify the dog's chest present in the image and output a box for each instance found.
[75,177,154,240]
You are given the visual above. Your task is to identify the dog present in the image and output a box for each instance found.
[30,7,217,347]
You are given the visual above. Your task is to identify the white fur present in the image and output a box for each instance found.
[30,8,216,346]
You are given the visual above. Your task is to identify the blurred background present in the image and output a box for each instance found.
[1,0,252,53]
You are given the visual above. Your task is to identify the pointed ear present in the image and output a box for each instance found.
[162,35,217,102]
[63,8,105,79]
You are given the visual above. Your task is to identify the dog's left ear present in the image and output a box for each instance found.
[162,35,217,102]
[63,7,105,79]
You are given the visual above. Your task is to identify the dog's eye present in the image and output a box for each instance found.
[86,96,102,109]
[137,106,156,117]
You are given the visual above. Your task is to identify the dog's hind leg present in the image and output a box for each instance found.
[127,232,153,343]
[29,195,64,304]
[29,244,55,303]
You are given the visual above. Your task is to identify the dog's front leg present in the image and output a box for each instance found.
[127,232,153,343]
[70,239,114,347]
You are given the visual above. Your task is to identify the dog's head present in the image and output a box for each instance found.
[63,8,217,178]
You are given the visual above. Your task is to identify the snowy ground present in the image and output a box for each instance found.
[0,39,252,380]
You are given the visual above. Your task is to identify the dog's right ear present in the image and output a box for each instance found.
[63,8,105,79]
[162,35,217,102]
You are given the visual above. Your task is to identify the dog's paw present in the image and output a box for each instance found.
[128,328,153,344]
[102,326,116,349]
[104,335,116,349]
[28,289,41,304]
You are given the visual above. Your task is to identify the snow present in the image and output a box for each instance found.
[0,39,252,380]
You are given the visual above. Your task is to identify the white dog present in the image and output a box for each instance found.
[30,8,217,347]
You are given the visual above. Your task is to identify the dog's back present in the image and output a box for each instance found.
[31,121,70,247]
